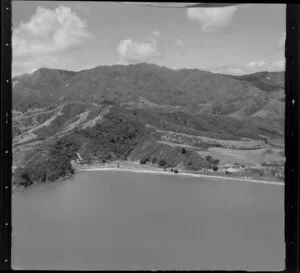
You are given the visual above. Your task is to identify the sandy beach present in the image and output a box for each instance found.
[74,162,284,186]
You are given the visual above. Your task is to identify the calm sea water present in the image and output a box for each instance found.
[12,171,285,270]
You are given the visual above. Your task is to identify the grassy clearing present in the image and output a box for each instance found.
[197,147,284,166]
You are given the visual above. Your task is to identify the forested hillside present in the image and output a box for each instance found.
[12,63,285,185]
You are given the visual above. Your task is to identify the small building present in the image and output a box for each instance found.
[227,168,240,173]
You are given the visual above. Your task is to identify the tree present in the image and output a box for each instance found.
[212,165,218,171]
[151,157,157,164]
[139,157,149,164]
[41,172,47,182]
[181,147,186,154]
[20,171,32,186]
[105,154,112,160]
[205,155,213,163]
[212,159,220,165]
[158,159,167,167]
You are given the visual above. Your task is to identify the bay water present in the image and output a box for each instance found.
[12,171,285,270]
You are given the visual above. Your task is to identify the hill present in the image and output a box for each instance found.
[228,71,284,92]
[12,63,285,185]
[12,64,284,119]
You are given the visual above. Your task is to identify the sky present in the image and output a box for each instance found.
[12,2,286,76]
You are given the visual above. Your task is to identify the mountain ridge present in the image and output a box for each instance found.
[12,63,284,118]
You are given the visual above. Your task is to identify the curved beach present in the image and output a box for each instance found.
[75,163,284,186]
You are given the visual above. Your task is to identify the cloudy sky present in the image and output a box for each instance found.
[12,2,285,76]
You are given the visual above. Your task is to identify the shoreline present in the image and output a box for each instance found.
[12,172,74,191]
[13,161,284,190]
[75,165,284,186]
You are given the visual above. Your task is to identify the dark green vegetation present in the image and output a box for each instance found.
[76,111,149,161]
[14,137,79,186]
[13,64,284,120]
[14,111,148,185]
[130,140,209,170]
[159,112,281,140]
[12,64,285,185]
[205,155,220,166]
[212,166,219,172]
[13,110,209,185]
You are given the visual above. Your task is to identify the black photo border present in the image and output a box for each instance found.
[0,1,299,272]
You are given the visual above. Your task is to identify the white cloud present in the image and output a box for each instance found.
[246,61,266,70]
[171,65,182,70]
[245,59,285,73]
[227,68,243,75]
[175,39,184,47]
[186,6,238,32]
[270,59,285,71]
[12,5,91,75]
[205,65,244,75]
[151,30,161,37]
[117,33,163,64]
[203,58,285,75]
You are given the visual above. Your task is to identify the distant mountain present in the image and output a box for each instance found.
[12,64,284,119]
[228,71,284,93]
